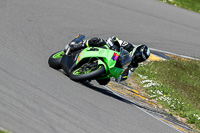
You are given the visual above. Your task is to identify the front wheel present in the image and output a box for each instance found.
[69,63,105,82]
[48,50,64,69]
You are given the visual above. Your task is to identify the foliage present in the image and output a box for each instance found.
[0,130,9,133]
[159,0,200,13]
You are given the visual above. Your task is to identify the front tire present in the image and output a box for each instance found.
[48,50,64,69]
[69,64,105,82]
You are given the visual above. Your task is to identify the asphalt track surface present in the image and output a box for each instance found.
[0,0,200,133]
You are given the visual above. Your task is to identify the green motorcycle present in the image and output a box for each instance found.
[48,35,132,85]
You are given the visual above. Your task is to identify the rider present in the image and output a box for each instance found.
[64,36,150,82]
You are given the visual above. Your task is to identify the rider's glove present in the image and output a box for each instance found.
[64,42,86,54]
[70,43,86,52]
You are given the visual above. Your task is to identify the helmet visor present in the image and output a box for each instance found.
[134,52,145,63]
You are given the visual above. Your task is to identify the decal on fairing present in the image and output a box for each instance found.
[112,53,119,61]
[77,52,83,62]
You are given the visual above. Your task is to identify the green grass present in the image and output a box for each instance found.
[0,130,9,133]
[159,0,200,13]
[132,59,200,129]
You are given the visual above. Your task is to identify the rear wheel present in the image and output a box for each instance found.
[69,62,105,82]
[48,50,64,69]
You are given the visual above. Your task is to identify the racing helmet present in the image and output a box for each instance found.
[132,44,150,63]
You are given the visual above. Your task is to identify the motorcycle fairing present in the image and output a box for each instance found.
[61,50,81,76]
[76,46,124,79]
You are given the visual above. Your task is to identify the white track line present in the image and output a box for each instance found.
[103,85,183,133]
[149,47,200,60]
[0,127,11,133]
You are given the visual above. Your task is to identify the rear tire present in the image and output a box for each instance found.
[69,65,105,82]
[48,50,64,69]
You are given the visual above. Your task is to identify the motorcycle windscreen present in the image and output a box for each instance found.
[118,48,132,68]
[71,34,85,44]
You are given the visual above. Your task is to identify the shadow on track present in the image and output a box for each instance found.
[79,81,133,105]
[79,81,157,111]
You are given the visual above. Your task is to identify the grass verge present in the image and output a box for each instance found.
[132,58,200,130]
[0,130,9,133]
[159,0,200,13]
